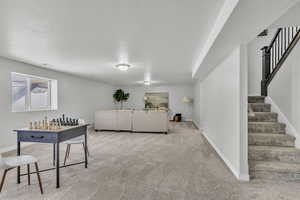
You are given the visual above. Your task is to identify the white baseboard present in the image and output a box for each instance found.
[201,130,249,181]
[238,173,250,181]
[192,120,200,129]
[192,121,199,129]
[265,97,300,149]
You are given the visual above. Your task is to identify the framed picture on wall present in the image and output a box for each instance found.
[144,92,169,110]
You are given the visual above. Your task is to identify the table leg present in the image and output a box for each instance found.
[17,141,21,184]
[56,142,60,188]
[53,144,56,166]
[85,132,88,168]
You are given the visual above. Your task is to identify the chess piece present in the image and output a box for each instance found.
[62,116,66,126]
[45,121,48,130]
[29,122,33,129]
[56,122,59,130]
[49,122,53,130]
[34,122,38,129]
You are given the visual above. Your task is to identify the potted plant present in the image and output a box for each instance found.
[113,89,130,109]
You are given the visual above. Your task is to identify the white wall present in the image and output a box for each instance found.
[0,57,115,152]
[248,29,277,95]
[193,46,249,180]
[193,78,201,128]
[268,43,300,146]
[119,84,193,121]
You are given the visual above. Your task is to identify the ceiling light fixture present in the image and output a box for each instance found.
[144,80,151,85]
[115,63,130,71]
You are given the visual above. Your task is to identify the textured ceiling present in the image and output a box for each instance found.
[0,0,224,85]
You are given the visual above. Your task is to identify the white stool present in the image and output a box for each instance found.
[0,154,43,194]
[63,119,89,166]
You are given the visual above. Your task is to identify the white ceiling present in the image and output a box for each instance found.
[270,1,300,29]
[0,0,224,85]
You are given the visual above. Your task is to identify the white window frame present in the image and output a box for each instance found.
[11,72,58,112]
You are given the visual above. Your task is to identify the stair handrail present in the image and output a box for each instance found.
[261,27,300,96]
[266,28,282,52]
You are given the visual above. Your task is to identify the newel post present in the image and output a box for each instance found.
[261,46,270,96]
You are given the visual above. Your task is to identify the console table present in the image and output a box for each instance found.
[14,124,89,188]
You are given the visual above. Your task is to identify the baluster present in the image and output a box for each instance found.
[272,46,275,70]
[276,39,278,68]
[284,28,287,51]
[274,41,276,69]
[290,27,294,44]
[290,27,293,43]
[275,35,280,67]
[274,39,276,67]
[270,47,273,69]
[278,31,281,58]
[288,27,291,44]
[281,30,283,57]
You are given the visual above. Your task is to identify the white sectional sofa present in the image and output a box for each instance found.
[94,110,168,134]
[132,110,168,133]
[95,110,132,131]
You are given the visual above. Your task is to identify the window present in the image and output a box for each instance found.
[11,72,58,112]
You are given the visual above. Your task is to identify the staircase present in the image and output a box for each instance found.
[248,96,300,180]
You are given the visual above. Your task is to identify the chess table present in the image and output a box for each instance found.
[14,124,89,188]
